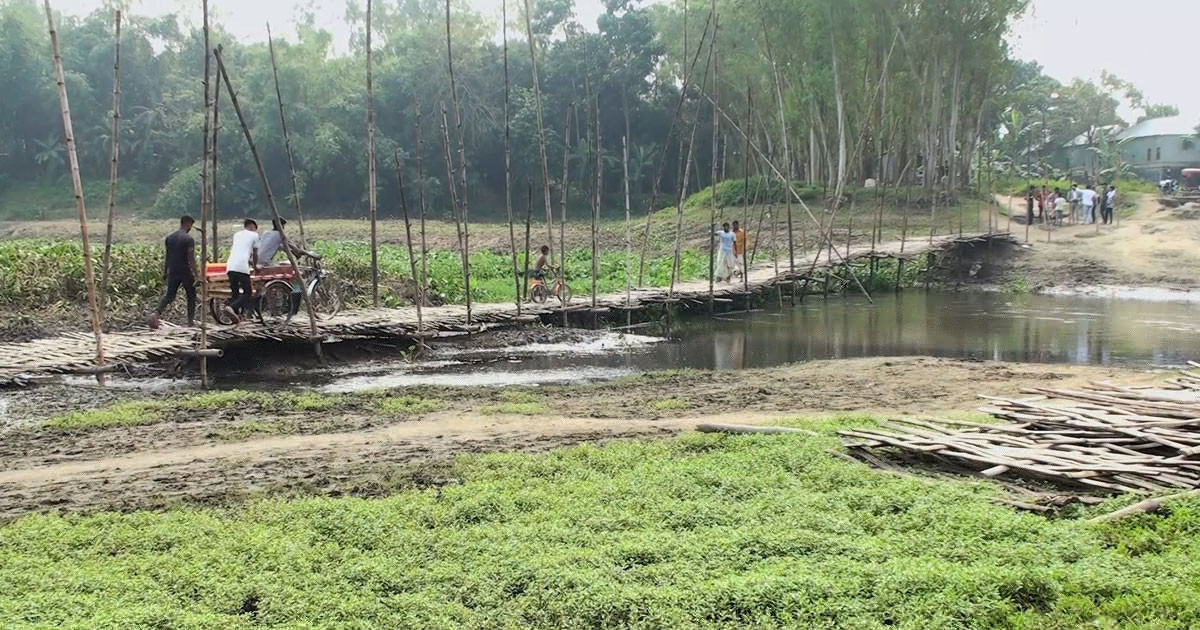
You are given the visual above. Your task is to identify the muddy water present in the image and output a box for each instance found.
[297,291,1200,391]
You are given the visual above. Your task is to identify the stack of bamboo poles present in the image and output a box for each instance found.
[841,370,1200,495]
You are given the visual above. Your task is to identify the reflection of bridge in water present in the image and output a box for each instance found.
[0,232,1014,386]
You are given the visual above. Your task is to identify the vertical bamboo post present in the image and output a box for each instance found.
[415,99,429,318]
[268,23,308,248]
[523,180,533,303]
[214,48,322,360]
[622,135,632,309]
[394,151,423,336]
[198,3,211,389]
[445,0,471,325]
[366,0,379,307]
[439,107,471,313]
[100,10,121,309]
[741,85,751,296]
[591,95,601,310]
[502,0,520,315]
[45,0,105,386]
[211,67,221,261]
[761,10,796,303]
[559,103,572,324]
[707,1,718,314]
[521,0,556,271]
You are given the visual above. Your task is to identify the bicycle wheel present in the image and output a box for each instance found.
[530,283,549,304]
[259,281,293,324]
[558,283,573,305]
[311,279,342,321]
[209,298,236,325]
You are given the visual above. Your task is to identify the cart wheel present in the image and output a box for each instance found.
[209,298,236,325]
[311,280,342,321]
[259,281,293,324]
[530,283,549,304]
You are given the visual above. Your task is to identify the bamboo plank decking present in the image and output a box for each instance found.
[0,232,1010,386]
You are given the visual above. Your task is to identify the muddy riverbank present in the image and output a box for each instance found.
[0,357,1160,520]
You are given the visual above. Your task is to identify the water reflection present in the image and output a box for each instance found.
[261,292,1200,390]
[671,292,1200,369]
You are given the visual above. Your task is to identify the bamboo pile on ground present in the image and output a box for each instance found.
[840,370,1200,496]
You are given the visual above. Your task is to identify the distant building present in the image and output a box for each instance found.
[1063,116,1200,181]
[1115,116,1200,180]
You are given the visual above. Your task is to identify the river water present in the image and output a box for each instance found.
[307,291,1200,391]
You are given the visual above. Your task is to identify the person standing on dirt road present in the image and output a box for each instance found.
[1080,184,1098,224]
[148,215,198,329]
[224,219,260,325]
[1104,186,1117,225]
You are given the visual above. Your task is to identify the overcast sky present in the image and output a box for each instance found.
[51,0,1198,123]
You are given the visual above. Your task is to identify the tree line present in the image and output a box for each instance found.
[0,0,1170,222]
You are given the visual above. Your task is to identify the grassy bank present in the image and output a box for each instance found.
[1,416,1197,628]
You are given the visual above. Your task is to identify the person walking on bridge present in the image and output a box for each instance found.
[148,215,198,329]
[732,220,747,278]
[224,218,260,326]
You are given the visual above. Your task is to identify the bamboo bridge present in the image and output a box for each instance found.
[0,232,1015,386]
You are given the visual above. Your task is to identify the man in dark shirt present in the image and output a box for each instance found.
[149,215,198,329]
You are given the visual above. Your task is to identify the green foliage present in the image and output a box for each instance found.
[1003,277,1034,296]
[3,419,1200,627]
[0,240,706,316]
[684,177,822,210]
[43,402,159,430]
[648,398,689,411]
[482,390,549,415]
[375,396,447,416]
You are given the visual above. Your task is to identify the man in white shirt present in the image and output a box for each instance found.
[224,218,260,324]
[1079,185,1098,225]
[1068,184,1080,224]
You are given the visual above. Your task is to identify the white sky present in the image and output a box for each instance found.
[51,0,1199,124]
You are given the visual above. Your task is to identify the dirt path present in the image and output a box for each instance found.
[0,357,1156,520]
[992,193,1200,290]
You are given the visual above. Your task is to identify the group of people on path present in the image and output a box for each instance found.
[1025,183,1117,227]
[149,215,318,329]
[713,221,747,283]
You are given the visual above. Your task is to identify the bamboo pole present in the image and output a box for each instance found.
[99,10,121,310]
[741,85,751,296]
[211,66,221,261]
[366,0,379,307]
[502,0,520,316]
[521,0,556,272]
[214,48,322,359]
[267,23,308,248]
[523,180,533,302]
[415,96,429,322]
[439,106,471,310]
[559,103,572,322]
[708,2,718,313]
[622,134,632,308]
[445,0,472,325]
[393,150,422,337]
[591,94,601,310]
[198,4,211,388]
[760,8,796,301]
[45,0,105,386]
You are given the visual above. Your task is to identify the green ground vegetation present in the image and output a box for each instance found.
[374,395,449,417]
[480,389,550,416]
[2,416,1198,628]
[42,401,160,430]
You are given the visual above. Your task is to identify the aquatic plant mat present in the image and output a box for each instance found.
[841,365,1200,500]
